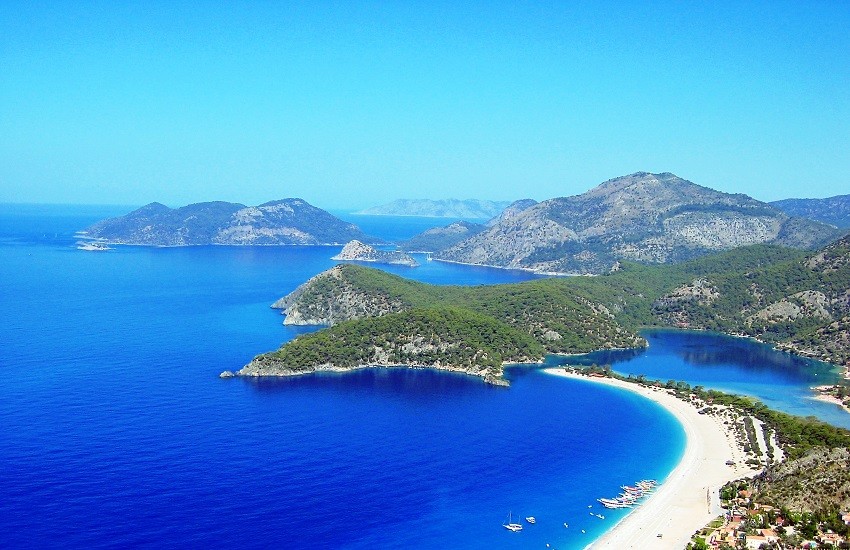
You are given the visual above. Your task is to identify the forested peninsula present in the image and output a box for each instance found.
[230,234,850,384]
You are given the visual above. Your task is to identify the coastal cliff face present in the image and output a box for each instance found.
[331,240,418,266]
[82,199,377,246]
[437,172,838,274]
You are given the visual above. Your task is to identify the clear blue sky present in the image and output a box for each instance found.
[2,1,848,209]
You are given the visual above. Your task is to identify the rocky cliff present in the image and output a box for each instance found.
[332,240,418,266]
[437,172,838,274]
[82,199,377,246]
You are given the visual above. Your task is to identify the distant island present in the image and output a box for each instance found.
[332,240,418,267]
[228,231,850,384]
[355,198,513,219]
[771,194,850,229]
[435,172,839,274]
[80,199,379,246]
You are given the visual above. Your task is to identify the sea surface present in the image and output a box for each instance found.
[562,330,850,430]
[0,204,845,548]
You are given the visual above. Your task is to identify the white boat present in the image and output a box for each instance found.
[525,516,536,524]
[503,512,523,532]
[77,241,111,251]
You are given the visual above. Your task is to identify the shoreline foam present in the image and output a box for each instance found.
[543,368,760,549]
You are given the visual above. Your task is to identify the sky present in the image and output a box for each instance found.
[1,1,848,210]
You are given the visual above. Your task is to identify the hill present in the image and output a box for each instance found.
[652,234,850,364]
[399,221,486,252]
[751,447,850,513]
[771,194,850,229]
[398,200,537,253]
[355,198,512,218]
[238,235,850,383]
[81,199,377,246]
[485,198,538,227]
[239,307,544,385]
[436,172,839,274]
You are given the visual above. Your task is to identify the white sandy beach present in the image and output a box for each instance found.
[544,368,761,550]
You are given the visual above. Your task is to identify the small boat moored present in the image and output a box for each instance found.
[503,512,523,532]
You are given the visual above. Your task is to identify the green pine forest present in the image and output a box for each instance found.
[253,234,850,382]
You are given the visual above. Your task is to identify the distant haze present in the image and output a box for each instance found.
[1,3,849,207]
[356,199,513,218]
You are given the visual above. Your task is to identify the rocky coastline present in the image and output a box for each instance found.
[225,355,515,386]
[331,240,418,267]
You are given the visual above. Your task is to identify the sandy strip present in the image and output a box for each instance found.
[811,392,850,414]
[543,368,760,550]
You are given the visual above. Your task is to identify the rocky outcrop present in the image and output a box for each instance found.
[83,199,378,246]
[332,240,418,266]
[400,221,486,252]
[778,316,850,366]
[272,265,409,326]
[235,351,512,386]
[355,198,512,218]
[749,291,832,324]
[437,172,839,274]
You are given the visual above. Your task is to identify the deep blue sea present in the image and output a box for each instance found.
[0,204,845,548]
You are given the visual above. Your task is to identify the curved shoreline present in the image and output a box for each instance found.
[543,368,760,549]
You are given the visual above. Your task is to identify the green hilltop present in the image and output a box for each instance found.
[239,234,850,383]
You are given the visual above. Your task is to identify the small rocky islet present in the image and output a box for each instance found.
[331,240,418,267]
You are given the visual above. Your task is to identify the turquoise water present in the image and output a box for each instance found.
[0,204,682,549]
[556,329,850,430]
[1,204,844,548]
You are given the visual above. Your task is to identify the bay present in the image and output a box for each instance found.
[1,204,846,549]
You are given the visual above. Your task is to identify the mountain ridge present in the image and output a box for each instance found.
[436,172,839,274]
[771,194,850,229]
[82,198,379,246]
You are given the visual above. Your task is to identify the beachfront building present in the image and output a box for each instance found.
[820,531,845,547]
